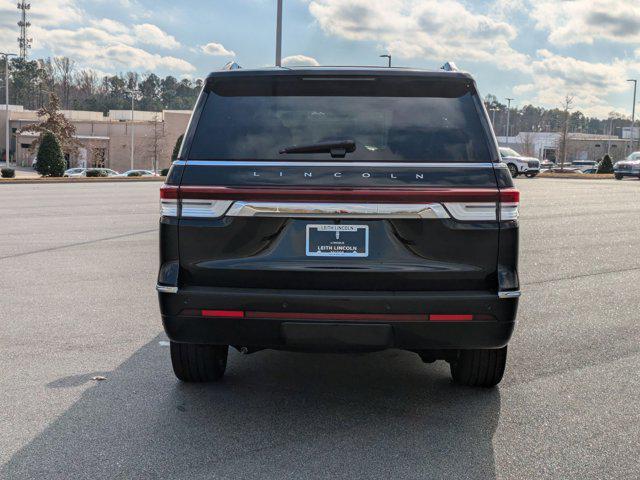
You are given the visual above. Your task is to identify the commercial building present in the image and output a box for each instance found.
[497,132,634,163]
[0,106,191,173]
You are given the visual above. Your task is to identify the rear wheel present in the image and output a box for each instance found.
[450,347,507,387]
[615,173,623,180]
[507,163,519,178]
[170,342,228,382]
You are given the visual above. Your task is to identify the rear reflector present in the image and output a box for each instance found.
[201,310,245,318]
[429,314,474,321]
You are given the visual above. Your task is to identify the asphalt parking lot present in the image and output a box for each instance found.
[1,179,639,479]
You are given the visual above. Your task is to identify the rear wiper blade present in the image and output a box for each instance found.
[279,139,356,158]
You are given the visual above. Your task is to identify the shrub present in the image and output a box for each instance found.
[1,168,15,178]
[127,171,143,177]
[86,169,107,178]
[160,168,170,176]
[597,154,614,174]
[35,130,66,177]
[172,134,184,161]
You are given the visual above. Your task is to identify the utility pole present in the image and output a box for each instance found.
[505,98,513,144]
[17,2,32,59]
[627,79,637,151]
[127,89,139,171]
[1,52,18,166]
[490,107,499,131]
[275,0,283,66]
[380,54,391,67]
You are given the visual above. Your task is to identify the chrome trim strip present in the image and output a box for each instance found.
[498,290,521,299]
[174,160,497,168]
[156,284,178,294]
[225,201,450,219]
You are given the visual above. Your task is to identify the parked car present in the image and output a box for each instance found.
[572,160,597,171]
[614,152,640,180]
[63,168,86,177]
[499,147,540,178]
[157,66,520,387]
[118,169,158,177]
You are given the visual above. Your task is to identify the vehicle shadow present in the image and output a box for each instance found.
[2,335,501,480]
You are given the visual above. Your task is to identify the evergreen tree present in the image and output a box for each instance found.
[172,134,184,160]
[36,130,66,177]
[597,154,614,173]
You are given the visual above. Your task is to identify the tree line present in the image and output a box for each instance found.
[484,94,634,138]
[1,56,202,113]
[0,56,636,138]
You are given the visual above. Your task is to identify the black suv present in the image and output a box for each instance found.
[158,67,519,387]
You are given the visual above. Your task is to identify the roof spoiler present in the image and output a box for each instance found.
[222,61,241,70]
[440,62,459,72]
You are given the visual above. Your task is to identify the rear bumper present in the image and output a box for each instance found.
[159,287,518,351]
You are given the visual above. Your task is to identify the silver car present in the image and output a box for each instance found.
[614,152,640,180]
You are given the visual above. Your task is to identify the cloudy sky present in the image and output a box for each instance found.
[1,0,639,118]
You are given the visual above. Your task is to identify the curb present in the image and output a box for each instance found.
[0,177,166,185]
[537,173,615,180]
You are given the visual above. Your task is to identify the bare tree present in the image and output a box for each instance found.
[53,57,76,109]
[520,132,535,157]
[558,95,574,171]
[145,113,166,173]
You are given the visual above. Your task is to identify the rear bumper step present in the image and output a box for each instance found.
[159,287,518,350]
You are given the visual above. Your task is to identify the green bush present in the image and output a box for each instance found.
[172,134,184,161]
[127,171,143,177]
[597,154,613,174]
[35,130,66,177]
[160,168,170,176]
[1,168,15,178]
[86,169,107,178]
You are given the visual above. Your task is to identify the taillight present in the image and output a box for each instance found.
[159,185,232,218]
[160,185,179,217]
[499,188,519,221]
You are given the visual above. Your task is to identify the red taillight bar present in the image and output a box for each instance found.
[174,186,506,203]
[499,188,519,203]
[429,314,474,321]
[160,184,179,199]
[201,310,245,318]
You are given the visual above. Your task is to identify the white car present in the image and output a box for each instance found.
[499,147,541,178]
[613,152,640,180]
[118,169,158,177]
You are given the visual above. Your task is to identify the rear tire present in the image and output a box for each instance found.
[507,163,519,178]
[450,347,507,388]
[170,342,228,382]
[615,173,623,180]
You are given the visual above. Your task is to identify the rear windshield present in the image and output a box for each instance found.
[188,76,492,162]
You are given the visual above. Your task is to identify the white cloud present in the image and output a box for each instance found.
[513,50,633,116]
[200,42,235,56]
[133,24,181,49]
[33,26,195,73]
[531,0,640,45]
[308,0,528,71]
[282,54,320,66]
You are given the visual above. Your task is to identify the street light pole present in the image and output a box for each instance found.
[505,98,513,145]
[127,89,139,171]
[1,52,17,166]
[627,79,637,151]
[380,54,391,67]
[275,0,283,66]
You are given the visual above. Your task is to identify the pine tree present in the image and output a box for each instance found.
[172,134,184,161]
[597,154,613,174]
[36,130,66,177]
